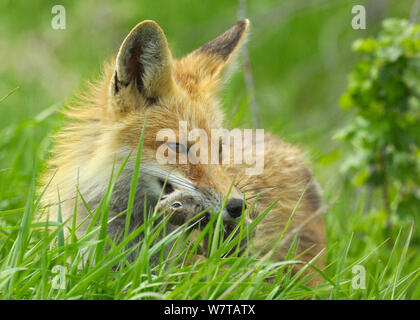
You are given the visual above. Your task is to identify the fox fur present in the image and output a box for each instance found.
[40,19,325,282]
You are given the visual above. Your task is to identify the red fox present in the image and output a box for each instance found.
[40,19,325,282]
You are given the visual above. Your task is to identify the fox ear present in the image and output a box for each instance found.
[110,20,173,100]
[189,19,249,80]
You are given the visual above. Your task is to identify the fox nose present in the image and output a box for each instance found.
[226,199,245,219]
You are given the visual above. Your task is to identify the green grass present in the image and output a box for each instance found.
[0,105,419,300]
[0,128,323,300]
[1,0,420,300]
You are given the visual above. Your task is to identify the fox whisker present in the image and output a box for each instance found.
[242,185,279,193]
[140,164,197,192]
[245,187,279,200]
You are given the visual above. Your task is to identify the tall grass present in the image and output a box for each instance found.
[0,104,419,300]
[0,120,321,299]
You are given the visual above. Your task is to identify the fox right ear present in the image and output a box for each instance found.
[110,20,173,103]
[187,19,249,81]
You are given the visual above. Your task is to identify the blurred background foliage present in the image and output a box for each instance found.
[1,0,416,204]
[338,18,420,231]
[1,0,420,297]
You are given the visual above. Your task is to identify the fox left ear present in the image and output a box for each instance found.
[187,19,249,80]
[110,20,173,103]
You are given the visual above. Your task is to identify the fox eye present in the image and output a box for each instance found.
[171,202,182,208]
[167,142,188,154]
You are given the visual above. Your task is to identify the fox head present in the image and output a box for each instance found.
[47,19,250,225]
[109,19,250,219]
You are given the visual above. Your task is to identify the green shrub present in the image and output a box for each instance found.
[337,19,420,224]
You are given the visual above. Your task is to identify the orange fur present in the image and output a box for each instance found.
[40,19,325,284]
